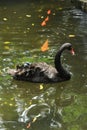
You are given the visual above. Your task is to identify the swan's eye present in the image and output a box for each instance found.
[68,46,72,50]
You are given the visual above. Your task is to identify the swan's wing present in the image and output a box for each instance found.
[8,62,58,82]
[33,62,58,75]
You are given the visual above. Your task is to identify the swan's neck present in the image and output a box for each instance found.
[54,49,71,79]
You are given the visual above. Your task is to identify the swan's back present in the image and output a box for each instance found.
[8,43,74,83]
[8,62,59,83]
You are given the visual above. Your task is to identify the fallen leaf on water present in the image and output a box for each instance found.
[69,34,75,38]
[58,7,63,10]
[9,103,13,106]
[32,23,35,26]
[45,16,49,22]
[41,20,46,26]
[26,14,31,18]
[4,41,11,44]
[41,39,49,52]
[47,10,51,15]
[41,16,44,19]
[32,117,37,123]
[40,84,44,90]
[3,17,8,21]
[27,123,31,129]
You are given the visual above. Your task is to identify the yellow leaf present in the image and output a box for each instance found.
[69,34,75,38]
[4,46,10,50]
[26,14,31,18]
[9,103,13,106]
[32,23,35,26]
[3,18,8,21]
[40,84,43,90]
[4,41,11,44]
[58,7,63,10]
[32,117,37,123]
[41,39,49,52]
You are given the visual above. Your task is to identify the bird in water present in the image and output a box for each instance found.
[8,43,75,83]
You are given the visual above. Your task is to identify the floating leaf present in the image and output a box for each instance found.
[41,39,49,52]
[27,122,31,129]
[45,16,49,22]
[26,14,31,18]
[40,84,44,90]
[32,23,35,26]
[32,117,37,123]
[9,103,13,106]
[47,10,51,15]
[58,7,63,10]
[41,20,46,26]
[3,17,8,21]
[4,41,11,44]
[69,34,75,38]
[41,16,44,19]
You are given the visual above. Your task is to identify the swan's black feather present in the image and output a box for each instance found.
[8,43,74,83]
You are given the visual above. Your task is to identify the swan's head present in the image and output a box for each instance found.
[61,43,75,55]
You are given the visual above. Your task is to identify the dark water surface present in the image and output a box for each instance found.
[0,1,87,130]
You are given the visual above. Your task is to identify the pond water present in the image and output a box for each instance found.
[0,0,87,130]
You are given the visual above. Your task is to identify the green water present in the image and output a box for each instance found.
[0,1,87,130]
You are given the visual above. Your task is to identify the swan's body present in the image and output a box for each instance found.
[8,43,75,83]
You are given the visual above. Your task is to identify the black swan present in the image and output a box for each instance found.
[8,43,75,83]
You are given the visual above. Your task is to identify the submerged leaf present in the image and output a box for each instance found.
[58,7,63,10]
[4,46,10,50]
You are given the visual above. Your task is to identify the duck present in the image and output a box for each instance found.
[8,43,75,83]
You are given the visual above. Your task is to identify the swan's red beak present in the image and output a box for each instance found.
[71,48,75,55]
